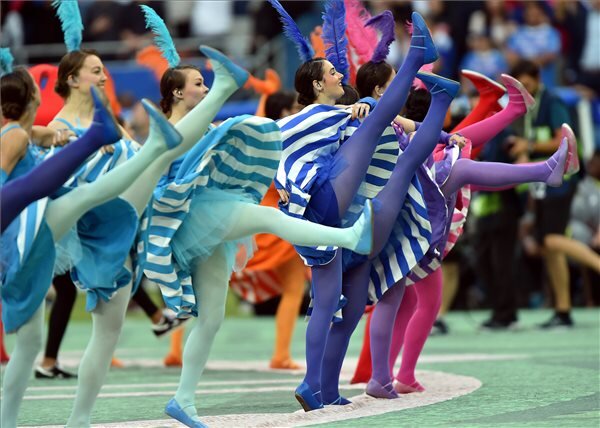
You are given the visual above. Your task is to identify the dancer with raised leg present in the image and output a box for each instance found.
[268,2,443,410]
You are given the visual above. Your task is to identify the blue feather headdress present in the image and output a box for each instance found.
[322,0,349,84]
[267,0,314,63]
[366,11,396,63]
[52,0,83,52]
[0,48,14,76]
[140,5,180,68]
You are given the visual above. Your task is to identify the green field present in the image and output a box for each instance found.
[2,308,599,427]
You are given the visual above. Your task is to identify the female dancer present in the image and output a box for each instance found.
[318,7,572,398]
[356,73,573,398]
[141,52,373,428]
[0,67,185,428]
[269,1,449,410]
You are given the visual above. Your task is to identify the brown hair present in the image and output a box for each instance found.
[55,49,99,99]
[294,58,326,106]
[356,61,394,99]
[1,67,36,120]
[159,65,203,115]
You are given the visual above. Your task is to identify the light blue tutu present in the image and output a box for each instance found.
[142,115,282,317]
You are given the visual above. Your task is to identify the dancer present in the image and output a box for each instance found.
[269,2,446,410]
[0,60,185,427]
[362,82,574,398]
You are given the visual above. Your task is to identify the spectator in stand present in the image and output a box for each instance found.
[461,32,508,80]
[468,0,515,49]
[506,1,561,88]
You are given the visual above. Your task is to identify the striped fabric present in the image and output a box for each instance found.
[276,104,433,305]
[141,115,282,317]
[402,142,473,287]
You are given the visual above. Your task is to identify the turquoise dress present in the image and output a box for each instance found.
[51,118,142,311]
[1,124,55,332]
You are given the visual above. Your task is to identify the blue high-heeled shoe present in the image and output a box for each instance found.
[199,45,249,88]
[141,99,183,149]
[410,12,439,64]
[295,382,324,412]
[89,85,122,144]
[324,396,352,405]
[165,398,208,428]
[415,72,461,99]
[353,199,374,256]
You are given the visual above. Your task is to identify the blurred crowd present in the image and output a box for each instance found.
[1,0,598,330]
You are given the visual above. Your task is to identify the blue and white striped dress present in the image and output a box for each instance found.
[142,115,282,317]
[276,104,433,304]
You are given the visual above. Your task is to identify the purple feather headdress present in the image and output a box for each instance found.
[366,11,395,63]
[267,0,314,62]
[322,0,349,84]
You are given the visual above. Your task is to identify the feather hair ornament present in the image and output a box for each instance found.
[140,5,180,68]
[366,10,396,63]
[322,0,349,84]
[344,0,377,63]
[267,0,314,62]
[412,63,434,91]
[0,48,14,76]
[52,0,84,52]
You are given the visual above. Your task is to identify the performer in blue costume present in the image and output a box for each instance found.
[268,1,456,411]
[136,7,374,427]
[0,52,186,428]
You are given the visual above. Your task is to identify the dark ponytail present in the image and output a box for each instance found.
[294,58,326,106]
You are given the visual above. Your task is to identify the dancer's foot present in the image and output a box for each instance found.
[164,353,183,367]
[324,396,352,405]
[34,364,77,379]
[270,358,301,370]
[152,309,189,337]
[394,379,425,394]
[141,99,183,150]
[461,69,505,103]
[409,12,439,64]
[545,138,568,187]
[295,382,324,411]
[500,74,536,114]
[89,85,123,146]
[416,72,461,99]
[165,398,207,428]
[366,378,399,399]
[561,123,580,175]
[350,369,370,384]
[350,199,374,255]
[199,45,249,89]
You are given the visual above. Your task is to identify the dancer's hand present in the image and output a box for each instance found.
[277,188,290,204]
[32,126,74,147]
[101,144,115,154]
[350,103,371,120]
[449,134,467,148]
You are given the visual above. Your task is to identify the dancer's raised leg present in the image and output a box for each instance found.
[0,87,122,232]
[440,138,568,197]
[329,12,439,216]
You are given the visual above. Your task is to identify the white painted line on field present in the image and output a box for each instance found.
[44,353,528,372]
[34,370,481,427]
